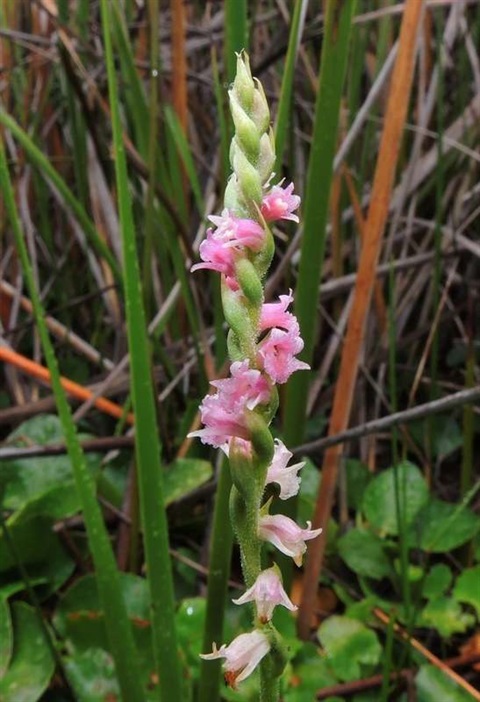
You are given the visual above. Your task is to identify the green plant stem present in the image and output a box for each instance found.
[0,125,145,702]
[198,457,234,702]
[260,658,280,702]
[99,2,183,701]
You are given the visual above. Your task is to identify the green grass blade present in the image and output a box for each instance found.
[0,131,146,702]
[99,2,183,700]
[283,0,357,451]
[225,0,248,81]
[274,0,308,174]
[198,459,234,702]
[0,110,120,280]
[164,104,205,215]
[111,0,150,157]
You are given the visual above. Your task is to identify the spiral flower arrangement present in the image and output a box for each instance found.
[189,52,321,700]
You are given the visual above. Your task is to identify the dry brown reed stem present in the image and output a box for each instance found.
[373,608,480,701]
[316,651,480,700]
[297,0,425,640]
[0,280,115,370]
[0,346,134,425]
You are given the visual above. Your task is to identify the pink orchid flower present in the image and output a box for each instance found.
[261,182,300,223]
[200,629,270,688]
[265,439,304,500]
[258,514,322,566]
[232,567,297,622]
[188,361,271,450]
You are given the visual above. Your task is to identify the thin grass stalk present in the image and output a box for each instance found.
[164,105,204,215]
[111,0,149,156]
[429,10,445,405]
[274,0,308,175]
[379,610,395,702]
[388,261,412,649]
[297,0,424,640]
[198,456,234,702]
[0,111,120,279]
[225,0,248,81]
[143,0,160,315]
[282,0,357,504]
[0,133,146,702]
[99,3,183,701]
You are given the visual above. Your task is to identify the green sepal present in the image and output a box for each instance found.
[229,438,260,501]
[252,79,271,134]
[224,176,249,217]
[231,146,263,207]
[247,410,275,470]
[221,283,257,361]
[235,257,263,309]
[258,130,276,183]
[226,329,243,361]
[254,225,275,279]
[229,94,260,163]
[232,52,255,113]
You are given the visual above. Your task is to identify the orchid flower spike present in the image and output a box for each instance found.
[200,629,270,688]
[232,566,297,623]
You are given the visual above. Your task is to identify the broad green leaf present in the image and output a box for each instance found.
[410,416,463,458]
[297,462,338,554]
[176,598,206,681]
[54,573,151,644]
[362,462,428,535]
[422,564,453,599]
[164,458,213,507]
[283,652,337,702]
[0,602,54,702]
[0,516,74,595]
[453,565,480,618]
[8,484,80,525]
[416,664,474,701]
[1,415,101,520]
[345,459,372,510]
[338,528,393,580]
[0,598,12,678]
[64,648,119,702]
[412,499,479,552]
[317,616,382,682]
[54,573,160,697]
[419,597,474,637]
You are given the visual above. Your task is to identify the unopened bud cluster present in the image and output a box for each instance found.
[189,53,321,692]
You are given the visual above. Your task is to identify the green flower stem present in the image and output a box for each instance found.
[100,1,183,701]
[260,658,280,702]
[198,458,234,702]
[0,125,145,702]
